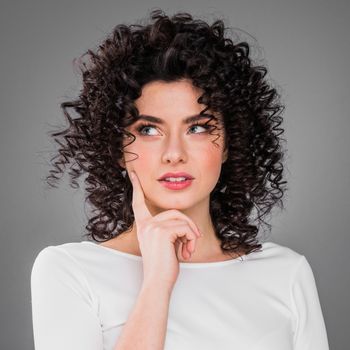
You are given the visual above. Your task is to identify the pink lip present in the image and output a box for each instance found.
[157,172,194,180]
[158,178,193,190]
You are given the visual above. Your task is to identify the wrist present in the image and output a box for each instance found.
[141,280,174,298]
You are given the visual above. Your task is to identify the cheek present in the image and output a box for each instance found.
[203,154,223,183]
[196,141,224,171]
[124,143,154,170]
[135,150,153,170]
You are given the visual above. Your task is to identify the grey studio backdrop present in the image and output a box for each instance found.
[0,0,349,349]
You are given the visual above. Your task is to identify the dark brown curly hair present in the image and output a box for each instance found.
[45,8,288,258]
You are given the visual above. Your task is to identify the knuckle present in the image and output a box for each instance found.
[150,223,159,233]
[171,209,183,217]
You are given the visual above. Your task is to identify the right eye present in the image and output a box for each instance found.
[136,123,159,136]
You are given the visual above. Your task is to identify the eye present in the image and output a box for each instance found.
[136,123,159,136]
[136,123,212,136]
[188,123,212,134]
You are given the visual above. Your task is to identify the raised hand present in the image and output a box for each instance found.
[129,171,202,291]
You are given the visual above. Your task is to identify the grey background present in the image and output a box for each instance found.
[1,0,349,349]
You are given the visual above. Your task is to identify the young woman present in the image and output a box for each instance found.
[30,8,329,350]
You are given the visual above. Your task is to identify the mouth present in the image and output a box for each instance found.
[158,178,194,190]
[157,172,194,182]
[158,177,192,182]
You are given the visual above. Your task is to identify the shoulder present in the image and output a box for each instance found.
[31,242,98,302]
[258,241,304,264]
[31,242,93,288]
[32,242,83,269]
[253,241,307,280]
[31,241,98,268]
[30,243,100,318]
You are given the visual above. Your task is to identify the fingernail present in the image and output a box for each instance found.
[130,171,135,181]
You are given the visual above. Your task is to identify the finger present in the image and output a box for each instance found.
[153,209,201,238]
[186,238,195,254]
[175,239,189,260]
[181,241,188,259]
[182,240,192,260]
[161,222,197,260]
[160,221,199,244]
[129,171,152,224]
[179,236,187,244]
[174,239,182,259]
[178,236,189,259]
[165,223,198,257]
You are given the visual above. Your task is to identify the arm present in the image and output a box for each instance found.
[31,246,103,350]
[114,282,172,350]
[291,255,330,350]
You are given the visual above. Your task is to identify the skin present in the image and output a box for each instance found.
[101,78,245,262]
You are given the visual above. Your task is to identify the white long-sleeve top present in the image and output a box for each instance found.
[30,240,329,350]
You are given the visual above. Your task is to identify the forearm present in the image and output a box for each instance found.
[114,283,172,350]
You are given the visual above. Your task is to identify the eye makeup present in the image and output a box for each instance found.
[135,122,215,136]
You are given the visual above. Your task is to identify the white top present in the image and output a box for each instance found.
[30,240,329,350]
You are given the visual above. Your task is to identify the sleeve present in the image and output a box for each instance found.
[290,255,330,350]
[30,246,104,350]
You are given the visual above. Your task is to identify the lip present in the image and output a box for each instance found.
[157,172,194,181]
[158,178,193,190]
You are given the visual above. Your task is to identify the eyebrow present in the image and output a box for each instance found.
[136,113,217,125]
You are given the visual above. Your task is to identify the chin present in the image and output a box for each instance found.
[148,197,196,211]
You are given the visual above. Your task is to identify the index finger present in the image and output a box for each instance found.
[130,171,152,224]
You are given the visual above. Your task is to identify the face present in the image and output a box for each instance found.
[121,79,228,213]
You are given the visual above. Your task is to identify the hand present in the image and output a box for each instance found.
[129,171,202,292]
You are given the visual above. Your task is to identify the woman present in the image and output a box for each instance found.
[30,8,329,350]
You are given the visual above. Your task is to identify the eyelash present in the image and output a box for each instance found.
[135,122,213,136]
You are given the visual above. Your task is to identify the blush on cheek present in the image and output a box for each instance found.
[202,145,224,173]
[137,153,151,170]
[205,156,222,173]
[126,148,154,176]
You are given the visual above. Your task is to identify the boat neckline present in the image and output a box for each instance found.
[81,240,269,268]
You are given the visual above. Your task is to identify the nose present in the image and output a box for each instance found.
[161,134,188,164]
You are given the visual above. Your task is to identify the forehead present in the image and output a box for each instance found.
[134,79,221,122]
[135,80,203,109]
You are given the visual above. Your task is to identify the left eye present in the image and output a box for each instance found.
[136,123,210,136]
[189,124,210,133]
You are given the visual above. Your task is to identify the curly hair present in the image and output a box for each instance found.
[45,8,288,258]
